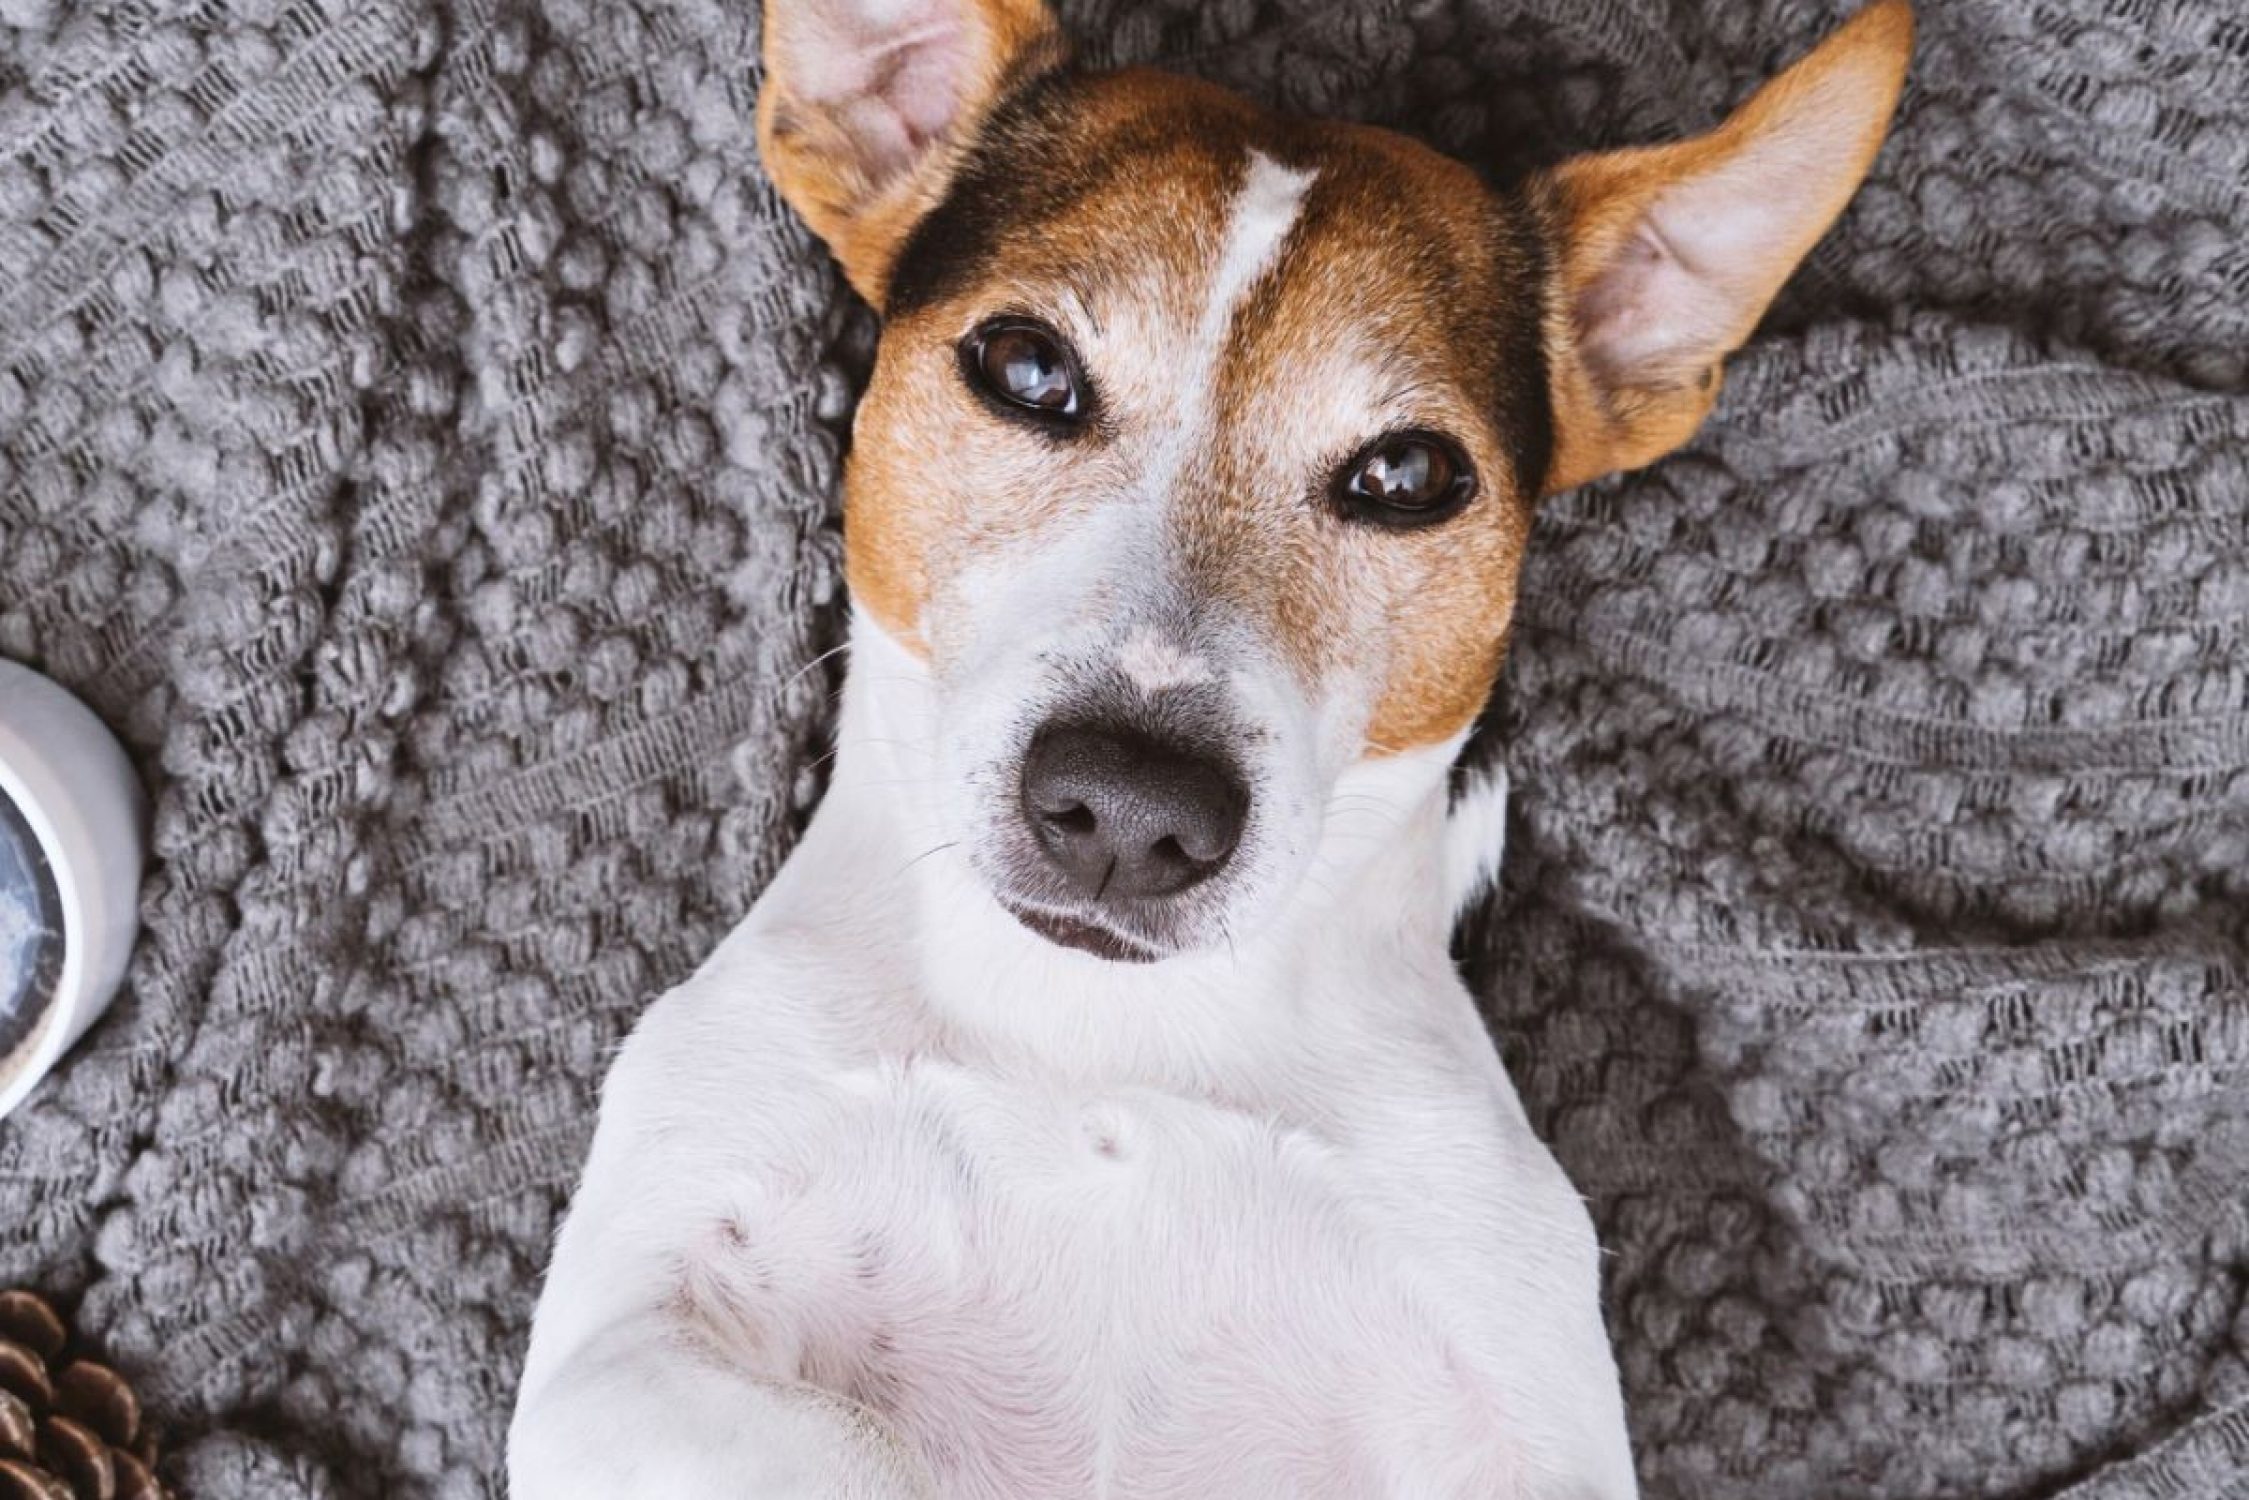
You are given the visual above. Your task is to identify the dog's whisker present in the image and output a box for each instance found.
[784,640,855,689]
[895,840,961,878]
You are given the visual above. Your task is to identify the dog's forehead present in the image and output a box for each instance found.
[887,68,1550,484]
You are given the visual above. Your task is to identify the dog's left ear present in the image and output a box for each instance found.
[1536,0,1914,494]
[758,0,1066,305]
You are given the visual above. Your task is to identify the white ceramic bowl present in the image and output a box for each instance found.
[0,660,146,1121]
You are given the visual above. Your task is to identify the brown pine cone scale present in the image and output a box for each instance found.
[0,1295,168,1500]
[0,1304,60,1365]
[1,1391,34,1457]
[0,1463,71,1500]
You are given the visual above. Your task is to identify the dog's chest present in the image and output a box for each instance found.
[697,1055,1516,1499]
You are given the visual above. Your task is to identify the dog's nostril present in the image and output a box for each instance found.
[1019,723,1247,904]
[1042,803,1097,838]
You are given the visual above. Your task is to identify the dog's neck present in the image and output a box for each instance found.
[758,614,1489,1098]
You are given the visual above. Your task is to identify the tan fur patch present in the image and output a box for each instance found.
[846,71,1261,654]
[1189,123,1542,751]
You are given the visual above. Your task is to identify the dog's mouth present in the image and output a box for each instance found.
[1002,902,1164,964]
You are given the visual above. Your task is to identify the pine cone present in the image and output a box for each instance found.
[0,1291,171,1500]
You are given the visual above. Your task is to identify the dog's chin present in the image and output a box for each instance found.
[1002,903,1167,965]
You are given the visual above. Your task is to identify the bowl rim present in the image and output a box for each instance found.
[0,660,145,1120]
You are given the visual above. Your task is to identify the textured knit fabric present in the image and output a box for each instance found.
[0,1,2244,1497]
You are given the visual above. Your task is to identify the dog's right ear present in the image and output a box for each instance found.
[1532,0,1912,494]
[758,0,1066,306]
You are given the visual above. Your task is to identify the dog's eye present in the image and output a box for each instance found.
[1334,432,1477,527]
[965,320,1084,421]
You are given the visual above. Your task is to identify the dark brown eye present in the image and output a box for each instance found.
[1335,431,1476,527]
[966,320,1084,421]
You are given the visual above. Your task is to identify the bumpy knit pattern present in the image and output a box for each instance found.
[0,0,2242,1496]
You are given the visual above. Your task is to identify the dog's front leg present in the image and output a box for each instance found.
[508,974,934,1500]
[508,1316,933,1500]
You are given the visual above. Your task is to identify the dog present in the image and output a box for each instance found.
[507,1,1911,1494]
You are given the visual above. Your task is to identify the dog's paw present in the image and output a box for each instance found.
[510,1358,935,1500]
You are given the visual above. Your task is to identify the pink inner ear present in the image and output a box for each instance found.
[786,2,974,186]
[1573,87,1890,396]
[884,25,970,144]
[1575,219,1724,389]
[1575,156,1807,391]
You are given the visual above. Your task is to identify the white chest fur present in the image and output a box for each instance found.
[509,622,1638,1500]
[678,1052,1526,1498]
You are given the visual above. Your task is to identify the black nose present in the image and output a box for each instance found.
[1020,723,1248,901]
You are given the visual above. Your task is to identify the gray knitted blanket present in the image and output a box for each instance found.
[2,0,2245,1495]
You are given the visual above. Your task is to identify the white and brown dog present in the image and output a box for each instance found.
[509,2,1911,1495]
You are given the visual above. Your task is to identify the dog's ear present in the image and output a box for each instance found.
[1535,0,1912,494]
[758,0,1066,305]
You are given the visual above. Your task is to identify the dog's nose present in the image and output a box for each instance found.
[1020,724,1247,900]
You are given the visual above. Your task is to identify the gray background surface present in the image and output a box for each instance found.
[1,0,2245,1495]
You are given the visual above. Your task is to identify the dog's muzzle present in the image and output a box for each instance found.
[1008,718,1248,961]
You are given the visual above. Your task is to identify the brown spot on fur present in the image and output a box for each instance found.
[845,72,1275,656]
[1190,122,1546,751]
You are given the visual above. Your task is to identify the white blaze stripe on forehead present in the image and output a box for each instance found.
[1202,150,1317,348]
[1136,150,1317,510]
[1117,626,1214,694]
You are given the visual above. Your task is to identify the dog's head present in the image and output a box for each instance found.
[761,0,1910,962]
